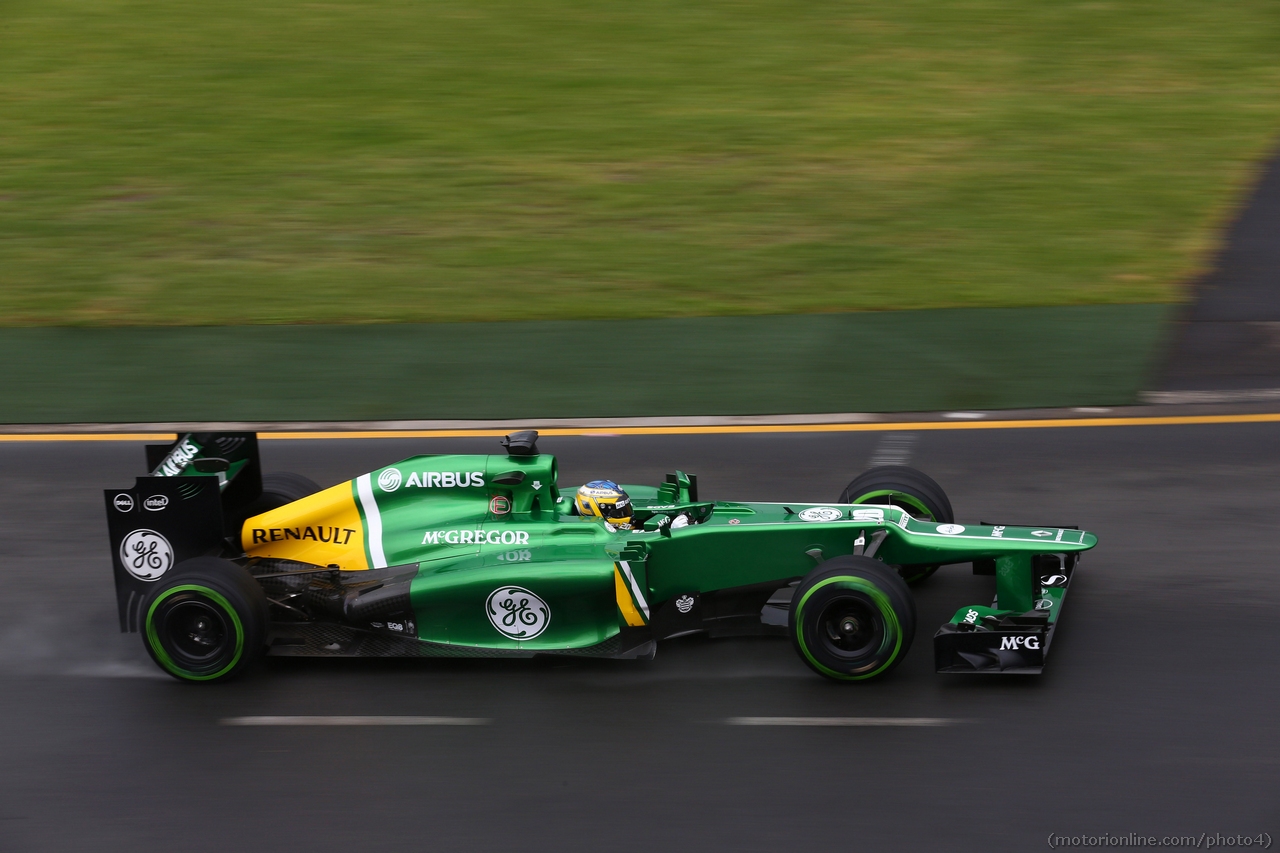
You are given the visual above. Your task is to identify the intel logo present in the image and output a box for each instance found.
[143,495,169,511]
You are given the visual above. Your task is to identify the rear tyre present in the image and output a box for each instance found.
[232,472,323,538]
[789,556,916,682]
[838,465,953,584]
[141,557,268,683]
[243,472,322,518]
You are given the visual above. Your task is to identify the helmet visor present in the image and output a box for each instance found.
[599,498,631,520]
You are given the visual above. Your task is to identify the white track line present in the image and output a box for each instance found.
[221,715,489,726]
[1142,388,1280,405]
[726,716,956,727]
[868,432,917,467]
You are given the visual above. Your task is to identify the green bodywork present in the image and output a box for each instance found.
[332,450,1096,652]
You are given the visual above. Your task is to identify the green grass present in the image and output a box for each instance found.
[0,0,1278,325]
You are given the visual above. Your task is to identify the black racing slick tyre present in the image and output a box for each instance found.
[244,472,323,517]
[141,557,269,683]
[839,465,953,584]
[232,472,322,534]
[789,556,916,682]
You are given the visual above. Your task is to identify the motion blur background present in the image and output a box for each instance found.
[2,0,1279,418]
[1,2,1278,851]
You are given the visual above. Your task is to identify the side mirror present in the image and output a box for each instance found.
[643,514,673,536]
[192,458,230,474]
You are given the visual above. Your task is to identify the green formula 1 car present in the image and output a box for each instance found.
[104,430,1097,683]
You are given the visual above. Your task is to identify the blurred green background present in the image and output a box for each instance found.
[0,306,1168,422]
[2,0,1278,325]
[0,0,1276,420]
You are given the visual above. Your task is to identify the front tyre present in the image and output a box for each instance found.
[142,557,268,683]
[839,465,953,584]
[789,556,916,682]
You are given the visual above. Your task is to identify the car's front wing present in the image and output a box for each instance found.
[933,550,1079,674]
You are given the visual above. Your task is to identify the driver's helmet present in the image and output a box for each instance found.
[575,480,633,528]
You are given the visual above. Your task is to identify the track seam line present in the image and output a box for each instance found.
[725,716,959,727]
[221,715,490,726]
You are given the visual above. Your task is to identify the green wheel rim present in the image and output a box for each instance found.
[145,585,245,681]
[794,576,903,681]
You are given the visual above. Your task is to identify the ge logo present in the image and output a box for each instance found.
[798,507,843,522]
[119,529,174,581]
[936,524,966,535]
[378,468,402,492]
[486,586,550,639]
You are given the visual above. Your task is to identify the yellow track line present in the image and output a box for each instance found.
[1,411,1279,442]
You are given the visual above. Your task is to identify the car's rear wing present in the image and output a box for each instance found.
[104,432,263,632]
[143,432,263,512]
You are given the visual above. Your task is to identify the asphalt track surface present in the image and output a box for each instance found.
[1158,146,1280,392]
[1,425,1277,852]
